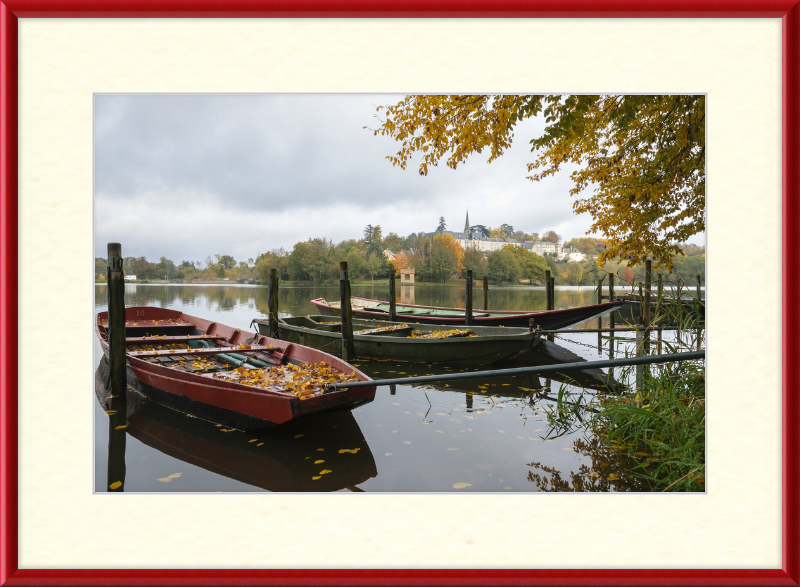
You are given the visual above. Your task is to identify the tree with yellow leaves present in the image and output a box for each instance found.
[369,95,704,269]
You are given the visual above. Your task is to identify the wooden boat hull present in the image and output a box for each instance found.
[96,307,375,430]
[310,296,623,330]
[95,363,377,492]
[256,315,541,364]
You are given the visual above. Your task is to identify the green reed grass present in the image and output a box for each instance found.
[544,273,705,491]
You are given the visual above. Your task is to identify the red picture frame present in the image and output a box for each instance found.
[1,2,798,585]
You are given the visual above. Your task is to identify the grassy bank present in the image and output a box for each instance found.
[545,294,705,491]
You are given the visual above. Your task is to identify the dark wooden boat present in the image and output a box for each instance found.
[310,296,624,329]
[95,361,377,492]
[95,307,376,430]
[254,315,541,364]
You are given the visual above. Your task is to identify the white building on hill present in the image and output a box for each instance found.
[424,211,522,252]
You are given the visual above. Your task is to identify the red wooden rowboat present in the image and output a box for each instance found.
[96,307,376,430]
[310,296,623,329]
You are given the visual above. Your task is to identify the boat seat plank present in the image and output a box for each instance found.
[125,334,226,343]
[128,345,281,359]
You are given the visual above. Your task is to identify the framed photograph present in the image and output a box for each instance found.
[1,2,797,585]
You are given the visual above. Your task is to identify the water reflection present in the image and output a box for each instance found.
[94,284,650,492]
[95,361,377,492]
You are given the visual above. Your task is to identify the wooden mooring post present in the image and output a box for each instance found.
[545,270,552,310]
[696,274,703,350]
[339,261,355,360]
[389,270,396,321]
[696,274,702,304]
[107,243,127,399]
[268,268,279,338]
[596,277,602,353]
[608,272,615,333]
[644,259,652,354]
[483,276,489,311]
[545,271,554,342]
[657,274,663,354]
[465,270,473,326]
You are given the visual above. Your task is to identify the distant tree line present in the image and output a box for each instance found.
[95,223,704,286]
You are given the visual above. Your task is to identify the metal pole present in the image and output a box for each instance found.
[465,270,473,326]
[328,351,706,390]
[106,243,127,399]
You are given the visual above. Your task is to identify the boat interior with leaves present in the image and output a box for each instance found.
[95,307,376,430]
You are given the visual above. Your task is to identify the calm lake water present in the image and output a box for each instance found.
[94,283,681,493]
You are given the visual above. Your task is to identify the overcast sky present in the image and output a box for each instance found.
[94,94,691,265]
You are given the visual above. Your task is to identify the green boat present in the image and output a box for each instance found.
[253,315,541,365]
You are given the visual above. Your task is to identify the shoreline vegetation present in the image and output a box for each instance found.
[543,294,705,491]
[95,229,705,290]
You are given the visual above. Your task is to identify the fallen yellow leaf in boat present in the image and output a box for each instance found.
[109,481,122,490]
[452,482,472,489]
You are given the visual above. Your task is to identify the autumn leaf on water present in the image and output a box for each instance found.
[385,453,392,456]
[447,448,458,451]
[157,473,182,483]
[403,441,411,444]
[319,469,332,475]
[109,481,122,490]
[607,474,620,481]
[338,448,360,454]
[312,476,321,480]
[114,425,127,430]
[257,443,264,446]
[314,460,325,464]
[452,483,472,489]
[248,439,258,443]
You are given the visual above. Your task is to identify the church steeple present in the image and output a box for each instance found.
[464,210,470,233]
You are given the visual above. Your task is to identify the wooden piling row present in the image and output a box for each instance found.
[483,276,489,311]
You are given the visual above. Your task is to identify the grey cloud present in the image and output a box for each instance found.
[94,94,599,261]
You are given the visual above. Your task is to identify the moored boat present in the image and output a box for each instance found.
[310,296,624,330]
[95,362,378,492]
[95,307,376,430]
[254,315,541,364]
